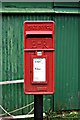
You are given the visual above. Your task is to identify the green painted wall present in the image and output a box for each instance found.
[1,14,54,116]
[0,2,79,117]
[54,14,78,110]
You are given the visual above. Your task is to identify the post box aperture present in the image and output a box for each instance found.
[24,21,55,94]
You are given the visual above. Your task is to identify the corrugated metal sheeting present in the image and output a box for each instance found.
[0,2,80,117]
[54,14,78,110]
[1,14,53,116]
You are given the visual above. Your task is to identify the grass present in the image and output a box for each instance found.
[45,110,80,120]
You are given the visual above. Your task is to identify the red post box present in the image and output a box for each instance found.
[24,21,55,94]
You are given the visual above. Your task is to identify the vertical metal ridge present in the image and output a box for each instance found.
[78,12,79,107]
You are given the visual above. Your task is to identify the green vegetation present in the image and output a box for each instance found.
[45,110,80,120]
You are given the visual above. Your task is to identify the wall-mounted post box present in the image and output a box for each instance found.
[24,21,55,94]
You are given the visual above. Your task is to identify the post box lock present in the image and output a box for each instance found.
[37,51,42,56]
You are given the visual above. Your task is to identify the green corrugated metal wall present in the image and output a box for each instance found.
[54,14,78,110]
[1,14,53,116]
[0,2,79,116]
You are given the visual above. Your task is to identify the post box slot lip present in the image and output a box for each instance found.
[26,31,52,35]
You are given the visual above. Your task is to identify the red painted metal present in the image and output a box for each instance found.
[24,21,55,94]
